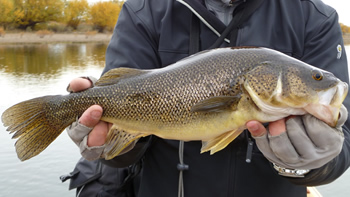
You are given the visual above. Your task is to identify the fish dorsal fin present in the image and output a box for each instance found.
[191,96,241,112]
[201,129,244,154]
[96,67,148,86]
[104,124,147,160]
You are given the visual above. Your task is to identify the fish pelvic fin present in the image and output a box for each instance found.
[191,96,241,113]
[104,125,146,160]
[1,95,76,161]
[201,129,244,155]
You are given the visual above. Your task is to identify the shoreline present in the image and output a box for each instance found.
[0,33,112,44]
[0,32,349,45]
[343,34,350,45]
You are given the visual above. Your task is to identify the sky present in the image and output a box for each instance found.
[323,0,350,26]
[87,0,350,26]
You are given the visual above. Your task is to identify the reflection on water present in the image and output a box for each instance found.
[0,43,107,106]
[0,44,349,197]
[0,43,107,197]
[0,43,106,76]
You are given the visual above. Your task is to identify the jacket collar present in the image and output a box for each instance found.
[177,0,230,43]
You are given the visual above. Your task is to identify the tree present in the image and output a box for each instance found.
[0,0,14,29]
[64,0,89,30]
[340,23,350,35]
[13,0,65,29]
[89,1,123,32]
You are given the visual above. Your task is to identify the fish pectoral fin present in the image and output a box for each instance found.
[104,125,146,160]
[191,96,241,112]
[96,67,149,86]
[201,129,244,154]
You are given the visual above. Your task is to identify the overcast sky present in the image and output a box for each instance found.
[322,0,350,26]
[87,0,350,26]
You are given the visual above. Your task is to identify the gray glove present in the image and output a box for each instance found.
[66,76,106,161]
[253,105,348,170]
[67,120,105,160]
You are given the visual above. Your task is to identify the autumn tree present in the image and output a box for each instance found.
[0,0,14,29]
[90,1,123,32]
[64,0,89,30]
[340,23,350,35]
[13,0,65,30]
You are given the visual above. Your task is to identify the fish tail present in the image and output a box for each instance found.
[1,95,77,161]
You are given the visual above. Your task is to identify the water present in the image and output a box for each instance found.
[0,44,349,197]
[0,43,107,197]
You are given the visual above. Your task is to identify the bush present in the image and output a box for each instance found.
[34,23,48,31]
[77,23,93,32]
[26,26,32,32]
[0,27,5,37]
[47,21,66,33]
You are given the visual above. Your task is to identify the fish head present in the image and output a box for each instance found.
[243,52,348,127]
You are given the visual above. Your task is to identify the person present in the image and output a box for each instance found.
[64,0,350,196]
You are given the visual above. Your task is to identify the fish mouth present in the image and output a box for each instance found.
[304,82,348,127]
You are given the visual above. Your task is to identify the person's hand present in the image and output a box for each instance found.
[66,77,111,160]
[247,105,348,170]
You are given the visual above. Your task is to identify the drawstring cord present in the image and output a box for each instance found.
[177,134,253,197]
[246,137,254,163]
[177,140,189,197]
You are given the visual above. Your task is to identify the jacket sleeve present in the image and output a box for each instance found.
[100,1,160,167]
[103,1,161,74]
[287,10,350,186]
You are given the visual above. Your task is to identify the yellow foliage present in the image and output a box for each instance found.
[13,0,64,28]
[65,0,89,29]
[90,1,123,32]
[340,23,350,34]
[0,0,14,27]
[0,27,5,37]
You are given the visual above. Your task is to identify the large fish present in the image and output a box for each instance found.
[2,47,348,161]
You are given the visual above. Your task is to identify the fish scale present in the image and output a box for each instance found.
[1,47,348,161]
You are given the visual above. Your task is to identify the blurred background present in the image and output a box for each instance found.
[0,0,349,197]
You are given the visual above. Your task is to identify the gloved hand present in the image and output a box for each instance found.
[66,77,110,160]
[249,105,348,170]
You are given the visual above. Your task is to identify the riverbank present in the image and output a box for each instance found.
[1,32,349,45]
[0,33,112,44]
[343,34,350,45]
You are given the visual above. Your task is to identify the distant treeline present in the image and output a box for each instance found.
[341,23,350,35]
[0,0,124,33]
[1,1,350,35]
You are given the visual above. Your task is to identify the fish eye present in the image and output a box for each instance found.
[312,70,323,81]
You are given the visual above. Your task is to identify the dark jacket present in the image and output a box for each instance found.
[72,0,350,196]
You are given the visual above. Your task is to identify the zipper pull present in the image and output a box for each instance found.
[245,138,254,163]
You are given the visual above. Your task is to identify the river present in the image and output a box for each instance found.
[0,44,349,197]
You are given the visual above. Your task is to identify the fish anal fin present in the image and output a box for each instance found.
[191,96,241,113]
[201,129,244,155]
[96,67,149,86]
[104,125,146,160]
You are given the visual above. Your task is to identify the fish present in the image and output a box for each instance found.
[2,47,348,161]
